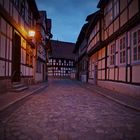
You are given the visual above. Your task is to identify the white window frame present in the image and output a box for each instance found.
[132,29,140,63]
[119,36,126,65]
[109,43,116,66]
[113,0,119,18]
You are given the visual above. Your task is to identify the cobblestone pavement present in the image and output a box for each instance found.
[0,79,140,140]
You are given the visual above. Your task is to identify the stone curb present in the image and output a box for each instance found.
[0,84,48,112]
[94,89,140,112]
[79,83,140,112]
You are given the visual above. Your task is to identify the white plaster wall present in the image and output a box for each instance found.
[119,67,125,81]
[109,24,113,37]
[102,59,105,69]
[115,68,118,80]
[101,70,105,79]
[98,70,101,79]
[120,10,127,27]
[129,0,139,20]
[132,65,140,83]
[109,68,114,80]
[114,18,119,32]
[127,67,130,82]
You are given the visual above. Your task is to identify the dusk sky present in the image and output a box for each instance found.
[36,0,98,43]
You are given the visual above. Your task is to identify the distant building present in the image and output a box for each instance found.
[47,40,75,78]
[74,0,140,98]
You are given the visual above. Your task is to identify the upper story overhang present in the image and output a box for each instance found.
[86,10,101,38]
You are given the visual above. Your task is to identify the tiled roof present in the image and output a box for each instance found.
[50,40,76,60]
[97,0,109,8]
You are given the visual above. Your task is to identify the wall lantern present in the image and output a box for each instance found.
[28,30,35,37]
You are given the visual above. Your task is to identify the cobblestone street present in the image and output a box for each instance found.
[0,79,140,140]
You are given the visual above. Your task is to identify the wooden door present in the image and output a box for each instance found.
[12,32,21,82]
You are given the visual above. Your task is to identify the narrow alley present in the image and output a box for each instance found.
[0,79,140,140]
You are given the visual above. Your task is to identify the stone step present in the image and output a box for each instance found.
[11,82,28,92]
[12,83,25,88]
[11,86,28,92]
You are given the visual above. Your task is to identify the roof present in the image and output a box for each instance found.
[86,10,101,37]
[73,23,89,53]
[97,0,109,8]
[86,10,100,22]
[50,40,76,60]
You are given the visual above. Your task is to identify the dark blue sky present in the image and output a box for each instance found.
[36,0,98,43]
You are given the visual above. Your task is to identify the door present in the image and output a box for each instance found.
[94,65,98,85]
[42,64,45,80]
[12,32,21,82]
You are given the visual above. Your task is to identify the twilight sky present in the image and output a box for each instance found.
[36,0,98,43]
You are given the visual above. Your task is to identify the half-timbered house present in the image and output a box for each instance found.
[73,23,89,82]
[85,0,140,98]
[35,11,52,83]
[0,0,39,93]
[47,40,75,78]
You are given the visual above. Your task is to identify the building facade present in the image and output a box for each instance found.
[0,0,51,93]
[96,0,140,98]
[47,40,75,78]
[35,11,52,83]
[74,23,89,82]
[75,0,140,98]
[86,11,102,85]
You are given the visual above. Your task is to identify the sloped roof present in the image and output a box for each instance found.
[97,0,109,8]
[73,23,89,53]
[86,10,101,37]
[86,10,100,22]
[50,40,76,60]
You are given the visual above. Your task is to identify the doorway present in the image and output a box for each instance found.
[94,65,98,85]
[12,32,21,82]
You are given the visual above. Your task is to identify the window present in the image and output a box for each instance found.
[53,59,56,65]
[26,44,33,66]
[19,0,25,19]
[59,60,61,65]
[132,30,140,61]
[119,37,126,64]
[11,0,19,9]
[110,43,116,65]
[104,0,119,27]
[114,0,119,18]
[104,2,113,26]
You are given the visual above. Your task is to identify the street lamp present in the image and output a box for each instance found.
[28,30,36,48]
[28,30,35,38]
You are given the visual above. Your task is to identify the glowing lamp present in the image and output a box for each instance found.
[28,30,35,37]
